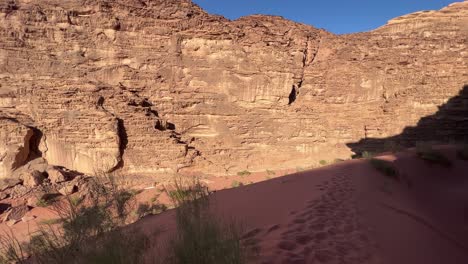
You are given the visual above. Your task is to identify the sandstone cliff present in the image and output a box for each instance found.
[0,0,466,178]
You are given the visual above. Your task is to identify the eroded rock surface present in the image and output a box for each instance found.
[0,118,33,178]
[0,0,466,176]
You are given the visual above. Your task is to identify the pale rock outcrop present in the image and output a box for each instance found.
[21,170,46,188]
[47,167,68,184]
[0,119,33,178]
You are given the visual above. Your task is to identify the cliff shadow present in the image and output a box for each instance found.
[347,84,468,156]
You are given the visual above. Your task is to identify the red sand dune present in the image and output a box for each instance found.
[1,146,467,263]
[136,146,468,264]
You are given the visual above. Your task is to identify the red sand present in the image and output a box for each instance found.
[2,146,468,263]
[137,146,468,263]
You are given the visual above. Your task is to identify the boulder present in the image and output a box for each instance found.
[22,170,46,187]
[0,119,33,179]
[0,178,22,191]
[21,215,36,222]
[58,184,77,196]
[47,167,68,184]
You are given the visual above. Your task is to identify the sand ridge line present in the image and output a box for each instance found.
[380,202,468,253]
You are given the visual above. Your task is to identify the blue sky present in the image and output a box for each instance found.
[192,0,458,34]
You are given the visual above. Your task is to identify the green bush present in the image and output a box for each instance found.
[167,178,252,264]
[36,199,50,208]
[2,175,255,264]
[351,151,374,159]
[0,174,150,264]
[416,146,452,167]
[369,159,399,180]
[231,181,243,188]
[237,171,251,177]
[319,160,327,166]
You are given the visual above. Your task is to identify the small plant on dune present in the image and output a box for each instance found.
[36,198,50,208]
[334,158,345,163]
[457,145,468,161]
[135,202,168,219]
[351,151,374,159]
[416,144,452,167]
[166,177,253,264]
[34,190,60,208]
[296,166,305,172]
[362,151,375,159]
[319,160,328,166]
[231,181,243,188]
[369,158,399,180]
[69,196,83,207]
[135,203,151,219]
[237,170,251,177]
[266,170,276,176]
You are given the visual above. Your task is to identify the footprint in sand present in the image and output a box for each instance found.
[264,174,379,264]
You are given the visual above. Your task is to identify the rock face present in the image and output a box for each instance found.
[0,0,466,176]
[0,118,33,178]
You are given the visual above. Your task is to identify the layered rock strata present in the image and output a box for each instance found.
[0,0,466,177]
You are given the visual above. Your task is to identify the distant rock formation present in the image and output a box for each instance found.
[0,0,466,177]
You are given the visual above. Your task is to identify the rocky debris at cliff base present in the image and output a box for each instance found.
[21,170,47,188]
[58,184,78,196]
[0,178,22,192]
[47,167,69,184]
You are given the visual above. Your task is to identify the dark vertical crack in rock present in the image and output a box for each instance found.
[289,32,322,105]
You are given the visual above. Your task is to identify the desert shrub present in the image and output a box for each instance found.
[457,145,468,161]
[296,167,305,172]
[237,170,251,177]
[36,198,49,207]
[0,231,26,264]
[334,158,345,163]
[351,151,374,159]
[369,159,399,180]
[416,145,452,167]
[266,170,275,176]
[135,203,151,219]
[166,178,251,264]
[319,160,327,166]
[35,191,60,207]
[0,174,150,264]
[231,181,243,188]
[134,202,167,219]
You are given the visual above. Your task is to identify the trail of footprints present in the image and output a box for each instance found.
[244,174,380,264]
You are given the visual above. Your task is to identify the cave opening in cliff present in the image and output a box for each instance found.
[288,85,297,105]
